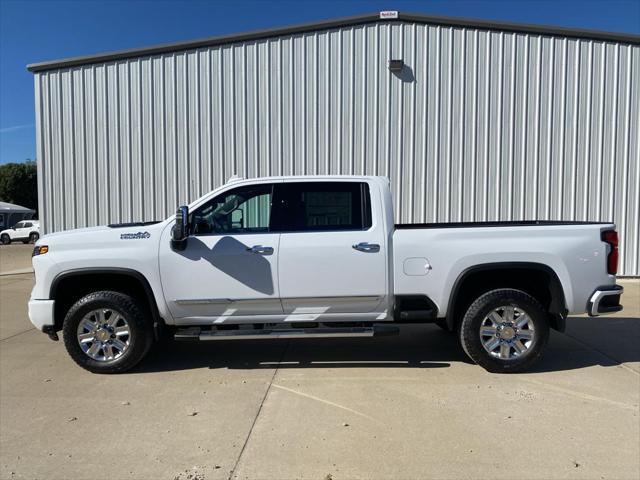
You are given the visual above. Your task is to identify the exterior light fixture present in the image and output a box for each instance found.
[388,60,404,72]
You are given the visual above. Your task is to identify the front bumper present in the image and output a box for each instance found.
[28,299,55,330]
[587,285,623,316]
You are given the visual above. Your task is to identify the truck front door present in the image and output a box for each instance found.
[158,182,282,324]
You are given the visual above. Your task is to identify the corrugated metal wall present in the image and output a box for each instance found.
[34,21,640,275]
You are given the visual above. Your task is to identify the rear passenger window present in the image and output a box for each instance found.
[273,182,371,232]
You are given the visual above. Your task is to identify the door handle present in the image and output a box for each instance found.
[352,242,380,253]
[246,245,274,255]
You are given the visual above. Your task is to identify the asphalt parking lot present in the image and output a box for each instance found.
[0,244,639,480]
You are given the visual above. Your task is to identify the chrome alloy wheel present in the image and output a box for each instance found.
[479,306,535,360]
[76,309,131,361]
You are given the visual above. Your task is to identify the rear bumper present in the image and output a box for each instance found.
[587,285,623,316]
[28,299,55,330]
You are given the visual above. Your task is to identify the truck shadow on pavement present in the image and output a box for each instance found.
[139,327,460,372]
[134,316,640,374]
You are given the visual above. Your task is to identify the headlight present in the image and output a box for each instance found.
[32,245,49,256]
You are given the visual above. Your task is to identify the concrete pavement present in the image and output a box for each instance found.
[0,245,34,275]
[0,245,638,479]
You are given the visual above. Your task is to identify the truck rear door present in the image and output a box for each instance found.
[274,180,388,318]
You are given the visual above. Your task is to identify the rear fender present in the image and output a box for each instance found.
[446,262,567,332]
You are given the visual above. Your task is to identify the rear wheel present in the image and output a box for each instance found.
[0,234,10,245]
[29,232,39,243]
[62,291,153,374]
[459,289,549,373]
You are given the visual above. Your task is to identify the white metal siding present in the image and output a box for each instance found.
[34,22,640,275]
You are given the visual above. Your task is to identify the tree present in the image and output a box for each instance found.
[0,161,38,211]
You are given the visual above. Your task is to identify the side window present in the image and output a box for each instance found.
[190,184,272,235]
[14,221,25,229]
[23,222,33,228]
[272,182,371,232]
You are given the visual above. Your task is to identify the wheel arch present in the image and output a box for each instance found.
[50,268,164,339]
[446,262,567,332]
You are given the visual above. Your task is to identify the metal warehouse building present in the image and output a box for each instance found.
[28,12,640,275]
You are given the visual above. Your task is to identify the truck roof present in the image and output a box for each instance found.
[225,175,389,184]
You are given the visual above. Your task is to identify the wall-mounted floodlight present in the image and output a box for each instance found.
[388,60,404,72]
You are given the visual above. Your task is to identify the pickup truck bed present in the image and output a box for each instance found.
[392,220,618,322]
[395,220,608,229]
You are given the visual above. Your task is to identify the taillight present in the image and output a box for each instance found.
[602,230,618,275]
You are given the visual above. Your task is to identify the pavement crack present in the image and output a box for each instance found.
[227,341,290,480]
[520,377,638,411]
[562,330,639,376]
[0,270,34,276]
[271,384,383,424]
[0,327,35,343]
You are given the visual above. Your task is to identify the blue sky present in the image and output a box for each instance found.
[1,0,639,164]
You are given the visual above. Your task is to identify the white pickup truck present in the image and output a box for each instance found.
[29,176,623,374]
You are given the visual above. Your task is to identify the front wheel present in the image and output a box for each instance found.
[62,291,153,374]
[459,289,549,373]
[0,234,10,245]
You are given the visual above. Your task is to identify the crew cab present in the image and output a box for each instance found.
[1,220,40,245]
[28,176,623,374]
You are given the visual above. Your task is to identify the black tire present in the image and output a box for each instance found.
[29,232,39,243]
[62,291,153,374]
[0,234,10,245]
[459,289,549,373]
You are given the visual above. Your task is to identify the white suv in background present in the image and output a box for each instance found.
[0,220,40,245]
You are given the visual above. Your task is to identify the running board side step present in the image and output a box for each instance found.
[174,325,399,341]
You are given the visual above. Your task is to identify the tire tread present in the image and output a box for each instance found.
[62,291,153,374]
[459,288,549,373]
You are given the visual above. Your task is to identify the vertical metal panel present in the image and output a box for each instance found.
[34,22,640,275]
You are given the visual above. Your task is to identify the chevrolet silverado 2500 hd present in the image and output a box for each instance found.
[28,176,623,373]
